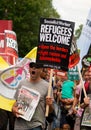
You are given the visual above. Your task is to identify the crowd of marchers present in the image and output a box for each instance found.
[0,62,91,130]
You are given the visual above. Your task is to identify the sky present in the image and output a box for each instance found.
[52,0,91,30]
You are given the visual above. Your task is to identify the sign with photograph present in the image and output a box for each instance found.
[16,86,40,121]
[81,94,91,127]
[81,107,91,127]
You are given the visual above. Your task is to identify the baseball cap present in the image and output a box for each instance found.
[29,62,43,68]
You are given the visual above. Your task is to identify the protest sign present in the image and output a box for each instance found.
[68,66,79,81]
[0,58,31,111]
[0,30,18,65]
[0,47,37,111]
[36,18,75,71]
[0,20,12,33]
[77,8,91,69]
[69,36,80,68]
[36,18,75,116]
[82,54,91,68]
[81,94,91,127]
[4,30,18,58]
[16,86,40,121]
[0,56,9,70]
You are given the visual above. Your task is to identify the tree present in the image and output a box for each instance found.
[75,24,83,40]
[0,0,60,57]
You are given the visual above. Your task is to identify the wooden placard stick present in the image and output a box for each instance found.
[45,68,53,117]
[77,65,87,98]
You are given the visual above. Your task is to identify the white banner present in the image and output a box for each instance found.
[77,8,91,69]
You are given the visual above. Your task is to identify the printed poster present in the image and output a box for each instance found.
[81,94,91,127]
[81,106,91,127]
[36,18,75,71]
[16,86,40,121]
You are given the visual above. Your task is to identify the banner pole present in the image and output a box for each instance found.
[77,64,87,98]
[45,68,53,117]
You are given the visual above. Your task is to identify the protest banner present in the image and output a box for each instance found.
[0,56,9,70]
[0,47,37,111]
[0,20,18,65]
[77,8,91,69]
[36,18,75,116]
[4,30,18,57]
[0,30,18,65]
[0,20,12,33]
[0,58,30,111]
[82,54,91,68]
[81,94,91,127]
[16,86,40,121]
[69,36,80,68]
[68,66,79,81]
[36,18,75,71]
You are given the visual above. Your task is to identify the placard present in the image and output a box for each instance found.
[36,18,75,71]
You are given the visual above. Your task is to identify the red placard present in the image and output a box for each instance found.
[69,36,80,68]
[0,20,18,65]
[4,30,18,57]
[0,20,12,33]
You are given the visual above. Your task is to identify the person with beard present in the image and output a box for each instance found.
[12,62,54,130]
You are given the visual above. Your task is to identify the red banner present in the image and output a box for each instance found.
[0,20,12,33]
[0,20,18,65]
[4,30,18,57]
[0,34,5,53]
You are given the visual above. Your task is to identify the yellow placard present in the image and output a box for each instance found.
[25,47,37,59]
[0,95,16,111]
[0,56,9,70]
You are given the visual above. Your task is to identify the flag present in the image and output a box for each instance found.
[0,56,9,70]
[25,46,37,60]
[0,47,37,111]
[77,8,91,69]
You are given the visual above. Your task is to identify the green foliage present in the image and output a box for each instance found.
[74,24,83,40]
[0,0,60,57]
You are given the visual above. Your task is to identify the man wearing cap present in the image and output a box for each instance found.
[12,62,53,130]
